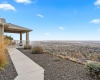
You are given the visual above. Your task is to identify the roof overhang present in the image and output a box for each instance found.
[0,21,33,33]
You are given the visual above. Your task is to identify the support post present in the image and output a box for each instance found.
[2,24,4,36]
[26,32,29,45]
[20,32,22,43]
[0,25,2,36]
[0,24,4,43]
[0,24,4,36]
[19,32,23,46]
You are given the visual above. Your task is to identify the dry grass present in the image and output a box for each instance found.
[0,36,10,70]
[0,52,7,70]
[32,46,43,54]
[24,45,32,49]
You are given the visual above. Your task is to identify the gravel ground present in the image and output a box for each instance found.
[0,51,18,80]
[18,48,96,80]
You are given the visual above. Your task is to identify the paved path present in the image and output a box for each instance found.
[8,48,44,80]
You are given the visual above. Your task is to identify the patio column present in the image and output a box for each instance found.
[20,32,22,43]
[2,24,4,36]
[0,25,2,36]
[26,32,29,45]
[0,24,4,36]
[0,24,4,44]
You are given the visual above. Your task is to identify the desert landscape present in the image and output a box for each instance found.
[32,41,100,62]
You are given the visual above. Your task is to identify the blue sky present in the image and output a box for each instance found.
[0,0,100,40]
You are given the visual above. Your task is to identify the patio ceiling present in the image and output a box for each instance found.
[0,22,32,33]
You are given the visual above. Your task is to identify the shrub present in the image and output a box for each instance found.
[85,62,100,79]
[32,46,43,54]
[24,45,32,49]
[12,42,16,45]
[0,36,10,70]
[5,35,13,40]
[53,58,60,62]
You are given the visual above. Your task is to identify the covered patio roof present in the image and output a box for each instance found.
[0,18,32,33]
[0,18,33,45]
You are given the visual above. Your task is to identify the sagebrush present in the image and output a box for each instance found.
[24,45,32,49]
[32,46,43,54]
[85,62,100,79]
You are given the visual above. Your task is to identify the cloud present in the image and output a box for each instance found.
[59,27,64,30]
[36,14,44,18]
[94,0,100,6]
[90,19,100,24]
[0,3,16,11]
[45,33,50,36]
[15,0,31,4]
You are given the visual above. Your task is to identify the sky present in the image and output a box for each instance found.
[0,0,100,40]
